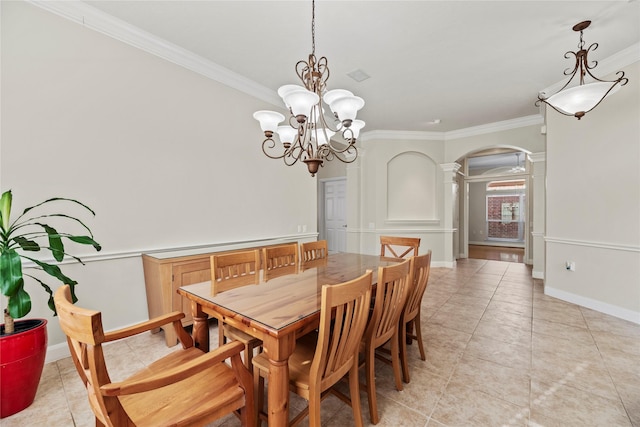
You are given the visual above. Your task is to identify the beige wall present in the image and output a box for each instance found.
[545,62,640,322]
[1,2,317,353]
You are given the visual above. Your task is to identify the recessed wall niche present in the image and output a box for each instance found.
[386,152,437,220]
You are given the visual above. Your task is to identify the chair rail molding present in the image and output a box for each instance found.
[545,236,640,253]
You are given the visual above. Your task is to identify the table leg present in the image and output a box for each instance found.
[262,335,295,427]
[191,301,210,352]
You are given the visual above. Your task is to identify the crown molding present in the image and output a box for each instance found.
[362,115,544,142]
[361,130,445,142]
[27,0,282,107]
[445,115,544,140]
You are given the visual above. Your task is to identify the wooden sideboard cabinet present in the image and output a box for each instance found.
[142,252,215,346]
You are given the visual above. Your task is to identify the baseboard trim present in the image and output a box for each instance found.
[545,286,640,325]
[432,260,456,268]
[46,342,71,363]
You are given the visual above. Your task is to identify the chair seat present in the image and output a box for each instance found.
[119,347,246,427]
[253,331,319,394]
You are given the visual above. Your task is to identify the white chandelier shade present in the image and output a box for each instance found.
[277,85,306,108]
[253,110,285,133]
[276,125,298,145]
[329,96,365,121]
[350,119,366,139]
[282,89,320,118]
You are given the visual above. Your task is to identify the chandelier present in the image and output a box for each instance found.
[253,0,365,177]
[537,20,628,120]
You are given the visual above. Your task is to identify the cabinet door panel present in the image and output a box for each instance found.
[172,260,211,325]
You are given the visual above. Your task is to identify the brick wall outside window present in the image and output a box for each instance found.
[487,195,521,239]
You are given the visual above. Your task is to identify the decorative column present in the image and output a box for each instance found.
[440,162,462,267]
[529,152,546,279]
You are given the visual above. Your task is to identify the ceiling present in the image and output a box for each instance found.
[82,1,639,134]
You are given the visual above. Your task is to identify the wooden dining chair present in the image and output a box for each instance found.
[300,240,328,262]
[360,258,412,424]
[379,236,420,260]
[253,270,373,427]
[262,242,298,281]
[211,249,262,368]
[54,284,254,427]
[398,251,432,383]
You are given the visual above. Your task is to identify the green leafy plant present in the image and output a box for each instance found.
[0,190,101,333]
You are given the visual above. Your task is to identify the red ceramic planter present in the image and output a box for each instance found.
[0,319,48,418]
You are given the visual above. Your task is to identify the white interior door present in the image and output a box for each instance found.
[323,179,347,252]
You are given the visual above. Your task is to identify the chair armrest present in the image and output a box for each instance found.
[103,311,185,342]
[100,341,245,396]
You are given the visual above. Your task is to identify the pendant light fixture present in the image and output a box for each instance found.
[253,0,365,176]
[537,20,628,120]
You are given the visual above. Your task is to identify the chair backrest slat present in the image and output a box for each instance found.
[403,251,432,323]
[300,240,328,262]
[211,249,260,295]
[263,243,298,281]
[365,259,412,347]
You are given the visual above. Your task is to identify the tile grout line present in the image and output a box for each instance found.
[581,307,635,426]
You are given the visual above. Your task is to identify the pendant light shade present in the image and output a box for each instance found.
[545,82,621,116]
[253,111,285,133]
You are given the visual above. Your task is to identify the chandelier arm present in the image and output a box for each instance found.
[283,154,300,166]
[337,149,359,164]
[324,145,358,164]
[296,58,312,85]
[261,137,290,160]
[583,43,599,70]
[322,139,356,154]
[552,51,582,94]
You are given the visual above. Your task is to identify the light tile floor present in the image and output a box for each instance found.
[3,258,639,426]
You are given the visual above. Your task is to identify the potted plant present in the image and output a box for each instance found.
[0,189,101,418]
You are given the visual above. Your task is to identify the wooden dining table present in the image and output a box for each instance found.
[177,252,399,427]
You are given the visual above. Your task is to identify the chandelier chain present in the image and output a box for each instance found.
[311,0,316,56]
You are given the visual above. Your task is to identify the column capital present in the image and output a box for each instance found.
[440,162,462,174]
[528,152,546,163]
